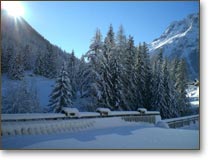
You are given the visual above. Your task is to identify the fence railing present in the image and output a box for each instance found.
[163,115,199,128]
[1,111,161,136]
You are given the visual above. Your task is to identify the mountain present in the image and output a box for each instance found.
[148,13,199,80]
[1,9,72,76]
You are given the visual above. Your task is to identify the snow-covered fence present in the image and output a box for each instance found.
[1,119,95,136]
[162,115,199,128]
[122,113,161,124]
[1,113,67,122]
[1,111,161,136]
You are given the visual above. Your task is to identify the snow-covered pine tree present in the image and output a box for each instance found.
[2,46,13,73]
[175,58,190,116]
[122,36,138,110]
[23,44,33,70]
[116,25,127,49]
[162,59,179,118]
[77,55,92,98]
[109,52,125,110]
[37,44,58,78]
[85,29,105,109]
[151,50,166,115]
[8,52,24,80]
[67,50,77,98]
[102,24,119,110]
[48,63,73,113]
[170,57,179,83]
[104,24,115,56]
[116,25,127,65]
[34,52,45,76]
[135,43,145,108]
[141,42,153,110]
[47,44,58,78]
[109,25,128,110]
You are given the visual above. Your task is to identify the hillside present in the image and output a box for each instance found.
[1,9,72,75]
[149,13,199,80]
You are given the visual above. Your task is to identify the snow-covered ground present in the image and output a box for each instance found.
[2,72,92,111]
[2,116,199,149]
[2,72,55,109]
[2,125,199,149]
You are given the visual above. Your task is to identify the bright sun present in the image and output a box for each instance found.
[2,1,25,17]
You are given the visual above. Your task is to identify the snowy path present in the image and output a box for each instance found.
[2,125,199,149]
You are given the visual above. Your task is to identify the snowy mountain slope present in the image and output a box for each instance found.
[1,9,71,73]
[149,13,199,80]
[2,72,55,109]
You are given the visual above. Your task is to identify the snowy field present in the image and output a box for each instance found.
[2,73,93,111]
[2,122,199,149]
[2,73,55,108]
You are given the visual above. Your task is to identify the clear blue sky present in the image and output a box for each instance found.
[20,1,199,58]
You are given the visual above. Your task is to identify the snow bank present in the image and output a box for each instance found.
[93,117,153,129]
[21,127,199,149]
[155,121,169,129]
[2,73,55,109]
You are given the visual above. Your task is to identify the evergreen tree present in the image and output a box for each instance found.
[23,44,33,70]
[110,52,125,110]
[135,43,145,108]
[48,63,73,113]
[104,24,115,55]
[170,57,179,83]
[123,36,138,110]
[162,59,179,118]
[1,46,13,73]
[116,25,127,49]
[151,50,165,114]
[116,25,127,68]
[77,55,92,97]
[46,44,58,78]
[67,50,77,97]
[102,24,119,109]
[175,58,190,116]
[8,52,24,80]
[142,42,153,110]
[34,51,45,75]
[85,29,105,109]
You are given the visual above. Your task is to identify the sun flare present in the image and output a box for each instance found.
[2,1,25,17]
